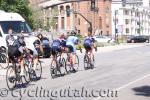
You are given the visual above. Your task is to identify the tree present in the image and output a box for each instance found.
[0,0,34,28]
[49,6,59,30]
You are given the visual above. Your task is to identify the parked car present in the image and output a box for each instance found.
[0,10,39,55]
[94,35,115,43]
[127,35,149,43]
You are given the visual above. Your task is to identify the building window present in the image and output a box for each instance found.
[126,28,129,33]
[125,19,129,25]
[66,5,70,17]
[78,30,80,34]
[106,7,109,13]
[124,10,129,15]
[99,17,102,29]
[106,31,109,36]
[60,6,64,14]
[78,18,80,25]
[61,17,64,29]
[75,14,77,18]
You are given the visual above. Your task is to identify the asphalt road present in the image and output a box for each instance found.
[0,43,150,100]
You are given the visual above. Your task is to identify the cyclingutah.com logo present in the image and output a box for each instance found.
[0,86,118,99]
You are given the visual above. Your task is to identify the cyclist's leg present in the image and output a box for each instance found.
[90,44,94,61]
[72,46,76,66]
[32,49,39,70]
[51,46,58,60]
[20,57,25,76]
[13,46,25,76]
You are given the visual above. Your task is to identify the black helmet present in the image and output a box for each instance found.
[71,31,76,36]
[18,34,24,39]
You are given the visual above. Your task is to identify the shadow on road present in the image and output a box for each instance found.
[132,85,150,97]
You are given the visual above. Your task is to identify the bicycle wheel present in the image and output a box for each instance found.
[0,46,6,54]
[84,54,90,70]
[74,55,79,71]
[35,61,42,80]
[6,66,16,90]
[0,53,9,69]
[90,55,95,69]
[65,56,71,74]
[59,57,66,75]
[50,59,57,78]
[23,64,30,83]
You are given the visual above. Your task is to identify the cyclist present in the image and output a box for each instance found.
[51,38,63,59]
[6,28,15,46]
[36,33,44,55]
[6,29,26,76]
[66,31,80,72]
[83,32,97,63]
[59,33,68,51]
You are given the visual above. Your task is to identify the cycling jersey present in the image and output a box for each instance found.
[51,39,62,47]
[84,37,95,46]
[66,36,79,52]
[84,36,95,51]
[51,39,62,56]
[6,35,15,46]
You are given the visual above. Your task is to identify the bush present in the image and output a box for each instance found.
[96,42,116,47]
[76,44,84,50]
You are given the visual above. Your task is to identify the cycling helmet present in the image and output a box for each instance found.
[71,31,76,36]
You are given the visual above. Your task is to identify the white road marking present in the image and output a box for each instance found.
[92,73,150,100]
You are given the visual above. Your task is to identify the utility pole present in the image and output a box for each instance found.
[68,9,93,34]
[114,10,118,43]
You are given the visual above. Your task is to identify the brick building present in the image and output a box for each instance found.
[73,0,112,36]
[30,0,112,36]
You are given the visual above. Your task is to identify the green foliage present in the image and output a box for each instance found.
[0,0,34,28]
[49,7,59,29]
[76,34,84,40]
[96,42,116,47]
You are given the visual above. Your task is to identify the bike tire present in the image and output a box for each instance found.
[0,53,9,69]
[35,61,42,80]
[24,64,30,83]
[74,55,79,71]
[6,66,16,90]
[84,54,90,70]
[50,59,57,79]
[59,57,66,75]
[65,56,71,74]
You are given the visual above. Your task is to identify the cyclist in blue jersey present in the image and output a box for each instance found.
[51,39,63,59]
[66,31,80,71]
[83,33,97,62]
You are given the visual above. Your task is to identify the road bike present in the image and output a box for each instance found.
[6,57,30,90]
[0,53,9,69]
[50,52,66,79]
[84,51,95,70]
[24,55,42,81]
[0,47,9,69]
[65,52,79,73]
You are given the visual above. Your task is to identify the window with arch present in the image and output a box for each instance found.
[60,6,64,14]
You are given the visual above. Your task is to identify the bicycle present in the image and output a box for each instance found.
[50,52,66,79]
[24,55,42,81]
[65,52,79,74]
[6,57,30,90]
[84,51,95,70]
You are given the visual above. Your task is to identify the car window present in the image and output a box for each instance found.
[0,31,2,37]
